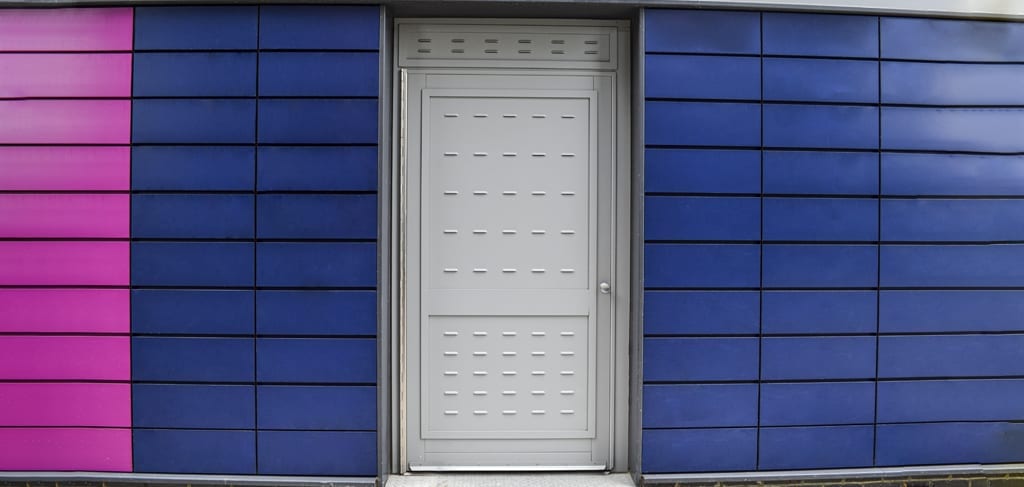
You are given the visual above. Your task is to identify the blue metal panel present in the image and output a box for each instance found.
[762,291,877,335]
[133,53,256,97]
[645,196,760,241]
[132,290,254,335]
[257,147,377,192]
[259,5,379,50]
[645,149,761,195]
[133,99,256,144]
[132,194,254,239]
[881,17,1024,62]
[643,384,758,428]
[762,337,876,380]
[883,62,1024,106]
[876,423,1024,466]
[258,385,376,430]
[645,101,761,147]
[764,151,878,196]
[880,290,1024,333]
[257,338,376,384]
[645,244,760,288]
[644,291,760,336]
[132,337,254,382]
[878,379,1024,423]
[257,194,376,240]
[133,429,256,474]
[881,244,1024,287]
[133,384,254,429]
[259,52,378,97]
[883,107,1024,153]
[759,426,874,470]
[644,338,759,382]
[879,335,1024,379]
[257,99,377,144]
[763,198,878,242]
[764,104,878,150]
[134,6,257,50]
[645,9,760,55]
[258,431,376,476]
[256,242,376,288]
[256,291,376,336]
[258,290,378,337]
[645,54,760,100]
[763,58,878,104]
[133,147,255,191]
[760,382,875,426]
[883,199,1024,242]
[763,245,877,288]
[642,428,757,473]
[131,242,254,287]
[882,153,1024,197]
[763,13,878,58]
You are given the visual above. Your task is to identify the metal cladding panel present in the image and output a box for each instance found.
[256,290,376,336]
[882,153,1024,196]
[133,429,257,474]
[131,242,254,287]
[645,54,760,100]
[645,149,761,194]
[763,12,877,58]
[876,423,1024,466]
[132,146,255,191]
[760,382,875,427]
[880,290,1024,333]
[133,384,255,429]
[758,426,874,470]
[764,150,878,196]
[132,99,256,144]
[257,146,378,191]
[881,17,1024,62]
[133,6,257,50]
[760,336,877,380]
[877,379,1024,423]
[131,290,255,335]
[645,9,760,55]
[257,431,377,476]
[642,428,757,474]
[763,58,878,104]
[644,290,760,336]
[259,52,379,97]
[131,337,255,382]
[645,101,761,147]
[645,196,761,241]
[257,386,377,430]
[131,194,254,239]
[643,384,758,428]
[133,52,257,97]
[761,291,877,334]
[762,197,878,242]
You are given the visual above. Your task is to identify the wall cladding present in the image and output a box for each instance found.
[0,8,133,472]
[644,9,1024,473]
[129,5,379,476]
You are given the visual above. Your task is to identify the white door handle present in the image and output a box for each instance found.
[599,282,611,294]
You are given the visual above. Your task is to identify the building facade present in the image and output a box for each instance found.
[1,2,1024,484]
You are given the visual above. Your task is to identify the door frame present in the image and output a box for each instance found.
[389,17,633,474]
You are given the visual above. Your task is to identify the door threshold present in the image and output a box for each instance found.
[387,472,634,487]
[411,465,606,472]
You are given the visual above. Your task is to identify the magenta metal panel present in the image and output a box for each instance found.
[0,242,129,286]
[0,336,129,380]
[0,147,130,191]
[0,428,131,472]
[0,54,131,98]
[0,100,130,144]
[0,194,128,238]
[0,8,133,52]
[0,289,128,334]
[0,383,130,427]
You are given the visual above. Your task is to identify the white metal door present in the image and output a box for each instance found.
[399,21,628,471]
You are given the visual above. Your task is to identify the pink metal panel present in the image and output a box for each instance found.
[0,383,130,427]
[0,242,129,286]
[0,8,133,52]
[0,336,129,380]
[0,100,130,144]
[0,147,129,191]
[0,194,128,238]
[0,54,131,98]
[0,428,131,472]
[0,289,128,334]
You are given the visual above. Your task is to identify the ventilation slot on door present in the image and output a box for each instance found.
[399,25,616,67]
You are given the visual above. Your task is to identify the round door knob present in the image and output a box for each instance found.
[599,282,611,294]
